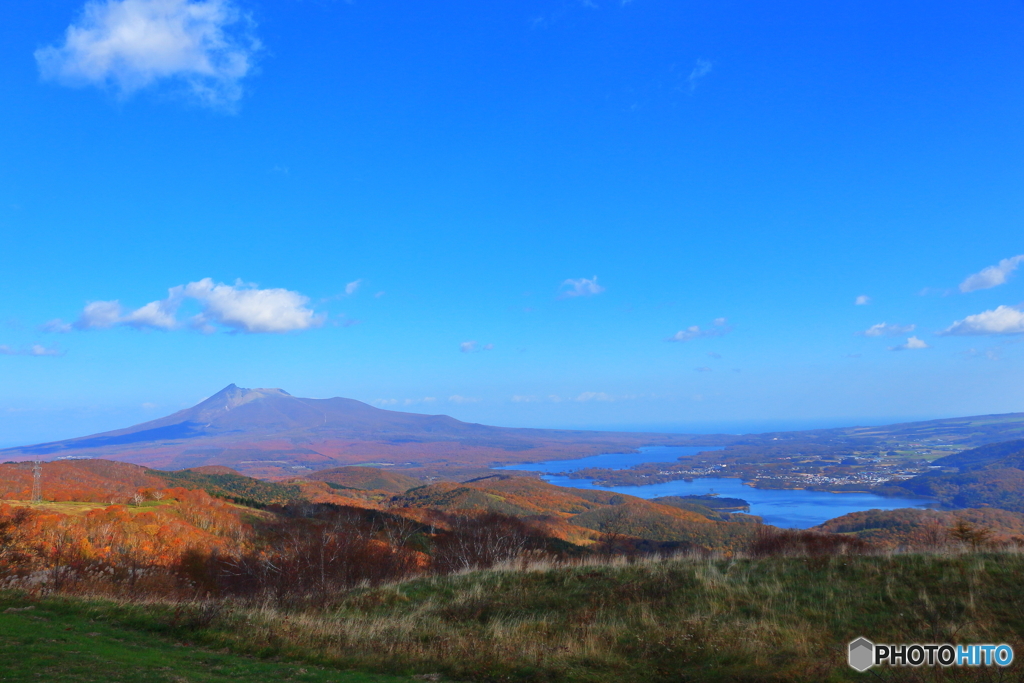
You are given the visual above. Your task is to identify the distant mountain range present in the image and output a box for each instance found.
[5,384,1024,481]
[0,384,704,477]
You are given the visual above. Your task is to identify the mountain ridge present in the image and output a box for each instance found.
[0,384,702,477]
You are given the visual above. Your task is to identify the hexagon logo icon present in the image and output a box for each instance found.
[848,637,874,672]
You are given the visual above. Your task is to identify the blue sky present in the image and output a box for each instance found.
[2,0,1024,446]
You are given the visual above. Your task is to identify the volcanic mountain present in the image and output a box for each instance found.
[0,385,704,477]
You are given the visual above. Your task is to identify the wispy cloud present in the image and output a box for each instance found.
[962,347,1001,361]
[940,305,1024,336]
[59,278,323,334]
[668,317,731,342]
[40,319,73,333]
[855,295,871,306]
[694,366,712,372]
[459,341,493,353]
[403,397,437,406]
[35,0,260,109]
[859,322,915,337]
[687,58,713,91]
[889,336,929,351]
[344,279,362,296]
[959,255,1024,293]
[0,344,63,357]
[575,391,613,402]
[448,395,480,404]
[559,276,605,299]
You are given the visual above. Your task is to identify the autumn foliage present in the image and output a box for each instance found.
[0,484,570,606]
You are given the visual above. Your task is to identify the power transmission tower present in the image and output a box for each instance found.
[31,459,42,504]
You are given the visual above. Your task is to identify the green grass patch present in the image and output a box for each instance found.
[5,552,1024,682]
[0,594,411,683]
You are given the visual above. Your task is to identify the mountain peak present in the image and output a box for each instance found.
[196,385,295,415]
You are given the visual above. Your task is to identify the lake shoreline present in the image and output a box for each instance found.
[495,446,938,529]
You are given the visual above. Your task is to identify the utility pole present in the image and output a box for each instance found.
[31,459,42,504]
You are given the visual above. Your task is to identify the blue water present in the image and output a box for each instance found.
[496,446,935,529]
[495,445,723,474]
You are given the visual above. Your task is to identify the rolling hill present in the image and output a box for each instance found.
[875,438,1024,512]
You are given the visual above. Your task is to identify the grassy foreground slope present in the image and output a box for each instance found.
[0,595,408,683]
[6,552,1024,683]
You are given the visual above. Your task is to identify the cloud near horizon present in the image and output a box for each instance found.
[35,0,260,109]
[940,305,1024,336]
[575,391,613,402]
[889,336,929,351]
[52,278,323,334]
[959,255,1024,293]
[0,344,63,357]
[668,317,730,342]
[859,322,915,337]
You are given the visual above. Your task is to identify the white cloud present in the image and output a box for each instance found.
[511,395,538,403]
[0,344,63,357]
[855,295,871,306]
[373,398,399,406]
[668,318,731,342]
[940,305,1024,336]
[448,395,479,404]
[575,391,612,402]
[959,255,1024,293]
[859,322,916,337]
[122,297,179,329]
[687,58,712,90]
[559,276,605,298]
[344,279,362,295]
[69,278,322,334]
[183,278,322,333]
[35,0,260,109]
[889,336,929,351]
[75,300,125,329]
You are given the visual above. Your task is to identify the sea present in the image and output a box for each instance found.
[494,445,936,529]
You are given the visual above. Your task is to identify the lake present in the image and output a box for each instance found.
[495,446,936,529]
